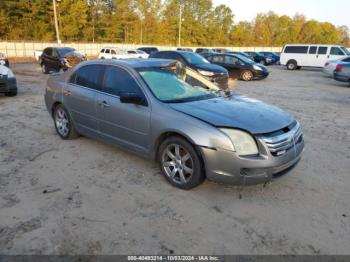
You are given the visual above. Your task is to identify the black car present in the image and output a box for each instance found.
[334,62,350,86]
[137,47,159,55]
[244,51,272,65]
[150,51,229,89]
[204,53,269,81]
[40,47,86,74]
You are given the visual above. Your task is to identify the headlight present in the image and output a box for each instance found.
[253,65,263,71]
[198,70,215,77]
[220,129,259,156]
[7,69,14,78]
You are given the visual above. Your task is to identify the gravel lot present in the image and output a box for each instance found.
[0,63,349,255]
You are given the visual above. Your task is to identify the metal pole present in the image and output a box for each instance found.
[178,4,182,47]
[52,0,61,44]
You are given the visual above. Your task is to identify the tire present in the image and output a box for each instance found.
[260,60,266,65]
[240,70,254,81]
[41,63,49,74]
[158,136,204,190]
[286,60,297,70]
[53,104,79,140]
[5,89,17,97]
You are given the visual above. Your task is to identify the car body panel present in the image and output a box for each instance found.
[333,62,350,85]
[0,62,17,93]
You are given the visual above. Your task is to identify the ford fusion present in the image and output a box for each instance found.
[45,59,304,190]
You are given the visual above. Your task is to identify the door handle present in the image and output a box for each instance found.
[99,101,110,108]
[63,89,71,96]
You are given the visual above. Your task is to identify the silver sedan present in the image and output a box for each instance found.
[45,59,304,189]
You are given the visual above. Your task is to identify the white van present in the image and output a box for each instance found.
[280,44,350,70]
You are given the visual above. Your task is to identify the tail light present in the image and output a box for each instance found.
[336,65,344,71]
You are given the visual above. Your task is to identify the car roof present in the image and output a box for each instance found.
[78,58,176,69]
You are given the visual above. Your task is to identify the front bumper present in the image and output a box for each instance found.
[254,70,269,79]
[0,77,17,93]
[200,134,304,185]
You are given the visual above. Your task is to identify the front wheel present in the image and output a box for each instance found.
[158,136,204,190]
[41,63,49,74]
[5,90,17,97]
[241,70,254,81]
[54,104,79,140]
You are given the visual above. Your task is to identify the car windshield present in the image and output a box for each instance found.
[340,47,350,55]
[57,48,75,56]
[181,52,210,65]
[138,64,222,103]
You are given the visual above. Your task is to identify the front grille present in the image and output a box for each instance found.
[260,121,303,156]
[0,82,6,88]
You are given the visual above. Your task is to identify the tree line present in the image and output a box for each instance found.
[0,0,349,47]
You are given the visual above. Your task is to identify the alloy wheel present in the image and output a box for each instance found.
[162,144,194,185]
[55,107,70,137]
[242,71,253,81]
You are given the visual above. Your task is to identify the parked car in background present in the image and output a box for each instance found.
[45,59,304,189]
[40,47,87,74]
[137,47,159,55]
[333,63,350,86]
[0,60,17,96]
[150,51,229,89]
[259,51,281,64]
[204,53,269,81]
[280,44,350,70]
[177,48,194,52]
[98,47,134,60]
[226,51,254,61]
[323,56,350,77]
[195,48,215,55]
[127,50,149,59]
[244,51,272,65]
[212,48,229,53]
[0,52,10,67]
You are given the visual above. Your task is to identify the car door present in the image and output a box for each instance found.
[316,46,329,67]
[64,65,104,135]
[42,48,52,69]
[51,49,61,71]
[97,65,151,152]
[224,55,242,79]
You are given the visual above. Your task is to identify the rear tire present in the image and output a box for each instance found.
[5,90,17,97]
[241,70,254,81]
[158,136,204,190]
[53,104,79,140]
[287,60,297,70]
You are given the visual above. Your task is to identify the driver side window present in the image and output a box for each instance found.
[225,56,239,65]
[102,66,143,97]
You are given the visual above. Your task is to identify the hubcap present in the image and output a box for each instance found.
[243,71,252,81]
[162,144,194,184]
[55,108,70,137]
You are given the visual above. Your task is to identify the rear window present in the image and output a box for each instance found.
[73,65,104,90]
[284,46,308,54]
[318,47,328,55]
[309,46,317,54]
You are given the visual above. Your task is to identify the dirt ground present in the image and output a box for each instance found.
[0,63,349,255]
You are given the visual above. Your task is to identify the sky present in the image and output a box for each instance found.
[213,0,350,28]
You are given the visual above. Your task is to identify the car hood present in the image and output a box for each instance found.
[192,63,228,74]
[169,95,294,134]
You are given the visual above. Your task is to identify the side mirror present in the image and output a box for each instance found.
[120,92,147,106]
